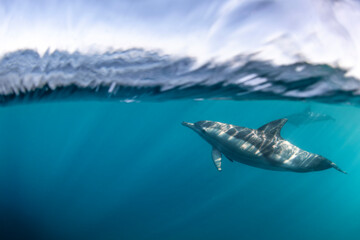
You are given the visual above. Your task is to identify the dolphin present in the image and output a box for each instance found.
[182,119,346,174]
[285,106,335,126]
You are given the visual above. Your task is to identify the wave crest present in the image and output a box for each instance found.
[0,49,359,105]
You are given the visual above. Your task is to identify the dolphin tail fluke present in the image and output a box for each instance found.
[331,162,347,174]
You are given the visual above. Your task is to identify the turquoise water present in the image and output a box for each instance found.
[0,100,357,239]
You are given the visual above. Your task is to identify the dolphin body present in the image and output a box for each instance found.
[182,119,346,174]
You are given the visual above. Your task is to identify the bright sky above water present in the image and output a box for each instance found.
[1,0,360,77]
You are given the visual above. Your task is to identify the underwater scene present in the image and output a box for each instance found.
[1,0,360,239]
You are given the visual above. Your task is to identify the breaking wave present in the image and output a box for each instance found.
[2,0,360,105]
[1,49,360,105]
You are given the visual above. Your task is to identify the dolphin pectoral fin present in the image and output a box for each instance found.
[212,147,222,171]
[227,157,234,162]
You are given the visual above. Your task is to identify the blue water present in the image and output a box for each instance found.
[0,100,357,240]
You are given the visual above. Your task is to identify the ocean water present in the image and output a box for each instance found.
[0,100,358,240]
[2,0,360,239]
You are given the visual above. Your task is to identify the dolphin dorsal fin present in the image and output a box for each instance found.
[304,105,312,113]
[258,118,288,137]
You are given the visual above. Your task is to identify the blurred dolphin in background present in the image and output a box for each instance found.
[285,106,335,126]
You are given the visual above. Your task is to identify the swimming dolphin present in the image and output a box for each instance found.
[182,119,346,174]
[285,106,335,126]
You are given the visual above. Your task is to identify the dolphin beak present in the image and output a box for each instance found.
[182,121,195,130]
